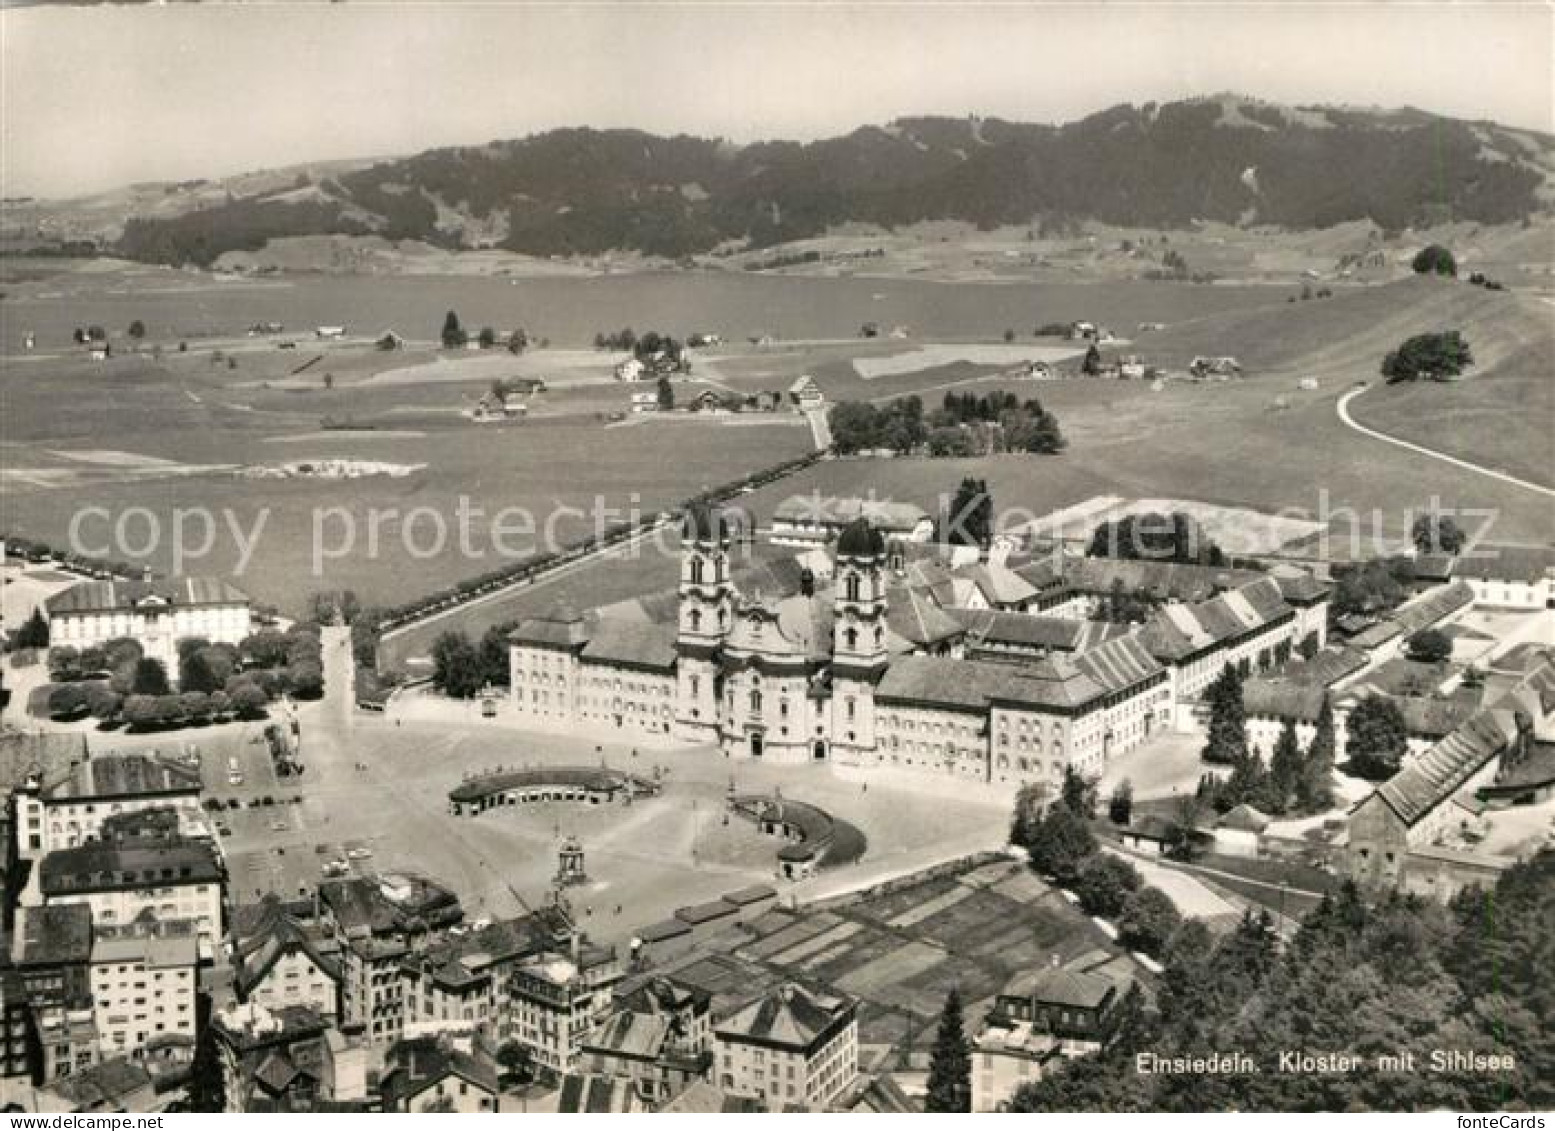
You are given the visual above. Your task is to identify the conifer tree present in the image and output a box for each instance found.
[925,987,971,1112]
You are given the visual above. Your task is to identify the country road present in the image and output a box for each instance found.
[1336,386,1555,499]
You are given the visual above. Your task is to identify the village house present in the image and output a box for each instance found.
[713,983,857,1112]
[378,1036,499,1113]
[972,967,1120,1112]
[787,375,824,411]
[230,896,343,1022]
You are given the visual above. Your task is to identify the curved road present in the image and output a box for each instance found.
[1336,386,1555,499]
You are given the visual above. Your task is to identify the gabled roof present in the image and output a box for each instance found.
[1389,581,1475,636]
[877,642,1160,715]
[885,585,966,649]
[1242,678,1326,723]
[1216,803,1272,833]
[232,896,340,996]
[381,1038,499,1107]
[509,607,595,649]
[957,563,1039,607]
[1375,711,1514,827]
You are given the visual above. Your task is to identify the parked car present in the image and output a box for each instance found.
[346,847,373,861]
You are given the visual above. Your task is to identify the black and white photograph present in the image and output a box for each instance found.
[0,0,1550,1116]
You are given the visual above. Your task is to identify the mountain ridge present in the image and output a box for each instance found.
[11,97,1553,265]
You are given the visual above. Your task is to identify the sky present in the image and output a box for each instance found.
[3,2,1551,199]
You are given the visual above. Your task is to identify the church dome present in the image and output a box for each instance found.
[836,517,886,559]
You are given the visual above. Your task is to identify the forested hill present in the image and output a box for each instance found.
[112,96,1555,265]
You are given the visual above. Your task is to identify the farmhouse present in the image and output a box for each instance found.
[787,375,824,410]
[45,576,253,673]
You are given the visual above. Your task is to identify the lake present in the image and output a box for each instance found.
[0,268,1292,355]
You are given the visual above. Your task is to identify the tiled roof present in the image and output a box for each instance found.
[878,640,1160,715]
[957,563,1039,607]
[1375,711,1514,827]
[15,904,94,966]
[662,1081,766,1113]
[715,983,853,1051]
[558,1074,641,1114]
[582,1010,670,1060]
[381,1038,499,1107]
[509,608,595,649]
[1390,582,1474,635]
[1280,646,1368,687]
[0,729,88,793]
[42,753,201,801]
[1000,967,1115,1010]
[885,585,966,649]
[1453,544,1555,585]
[580,619,678,671]
[772,495,930,534]
[1139,577,1292,662]
[1242,678,1326,723]
[45,576,249,616]
[40,837,222,895]
[1216,803,1272,833]
[232,896,340,995]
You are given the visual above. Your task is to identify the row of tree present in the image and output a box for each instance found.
[440,311,532,353]
[1086,511,1228,566]
[830,394,1065,458]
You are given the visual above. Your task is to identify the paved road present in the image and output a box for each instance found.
[1336,386,1555,498]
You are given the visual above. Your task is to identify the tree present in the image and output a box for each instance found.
[1117,885,1181,957]
[14,607,49,649]
[1201,664,1247,765]
[84,683,122,721]
[440,310,468,349]
[1294,693,1336,813]
[323,372,334,390]
[48,645,82,682]
[431,631,484,699]
[1267,719,1303,814]
[187,995,226,1113]
[656,374,675,411]
[477,326,497,349]
[1082,343,1103,376]
[495,1041,533,1087]
[179,691,211,721]
[1411,244,1457,277]
[507,328,529,355]
[1060,765,1098,818]
[1009,781,1048,851]
[1411,513,1467,555]
[1026,806,1097,885]
[179,647,220,695]
[1406,628,1453,664]
[309,589,362,626]
[1088,512,1225,566]
[127,319,146,340]
[925,988,972,1113]
[943,477,994,548]
[48,683,90,719]
[1347,695,1409,779]
[286,660,324,699]
[1381,330,1473,383]
[1107,780,1134,826]
[228,679,269,720]
[479,624,513,688]
[1074,853,1142,918]
[130,657,172,697]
